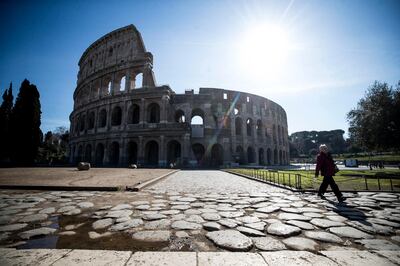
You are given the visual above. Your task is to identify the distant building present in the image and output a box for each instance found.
[69,25,289,167]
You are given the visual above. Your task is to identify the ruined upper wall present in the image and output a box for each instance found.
[76,25,152,85]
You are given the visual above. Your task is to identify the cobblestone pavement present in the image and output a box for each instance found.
[0,170,399,256]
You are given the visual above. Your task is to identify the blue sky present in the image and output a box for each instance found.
[0,0,399,136]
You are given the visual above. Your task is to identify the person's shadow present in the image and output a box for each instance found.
[325,199,372,226]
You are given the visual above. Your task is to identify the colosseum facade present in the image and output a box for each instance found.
[69,25,290,167]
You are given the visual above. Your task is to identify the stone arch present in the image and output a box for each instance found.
[266,148,272,165]
[109,142,120,166]
[235,117,242,135]
[77,145,83,162]
[211,143,224,167]
[147,103,160,123]
[98,109,107,128]
[84,144,92,163]
[175,110,185,123]
[79,114,86,132]
[127,141,138,165]
[274,149,278,165]
[192,143,205,166]
[145,140,159,165]
[111,106,122,126]
[167,140,181,165]
[135,73,143,88]
[128,104,140,124]
[273,124,277,144]
[279,150,283,165]
[257,119,262,136]
[246,118,253,137]
[88,111,95,130]
[95,143,105,166]
[191,108,204,125]
[119,76,126,91]
[236,146,245,165]
[258,148,265,165]
[247,146,255,164]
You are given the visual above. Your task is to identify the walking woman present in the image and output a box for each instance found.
[315,144,345,202]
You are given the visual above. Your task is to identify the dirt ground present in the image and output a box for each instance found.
[0,167,173,187]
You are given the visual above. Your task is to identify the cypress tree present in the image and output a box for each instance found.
[0,83,14,162]
[11,79,42,165]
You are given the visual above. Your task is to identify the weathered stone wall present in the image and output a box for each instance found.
[69,25,289,167]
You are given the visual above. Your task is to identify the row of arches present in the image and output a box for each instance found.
[72,139,288,167]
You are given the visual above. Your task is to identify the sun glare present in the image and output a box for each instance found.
[238,24,290,78]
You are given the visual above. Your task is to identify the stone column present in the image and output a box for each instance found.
[160,95,168,123]
[140,98,146,125]
[138,136,144,165]
[123,100,128,130]
[103,141,109,166]
[125,71,131,91]
[107,103,112,130]
[159,135,165,167]
[119,139,125,167]
[183,133,191,166]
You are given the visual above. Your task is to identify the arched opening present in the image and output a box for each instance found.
[274,149,278,165]
[111,106,122,126]
[95,143,105,166]
[128,104,140,124]
[282,151,286,165]
[235,146,245,165]
[190,109,204,125]
[135,73,143,88]
[211,144,224,167]
[266,148,272,165]
[279,150,283,165]
[107,81,112,95]
[145,140,159,166]
[147,103,160,123]
[273,125,277,144]
[257,120,262,136]
[79,115,86,132]
[98,109,107,128]
[109,142,120,166]
[167,140,181,165]
[258,148,265,165]
[222,115,230,129]
[175,110,185,123]
[246,118,253,137]
[127,141,138,165]
[247,146,255,164]
[88,112,95,130]
[84,145,92,163]
[77,145,83,162]
[235,117,242,135]
[192,143,205,166]
[119,76,126,91]
[278,125,282,145]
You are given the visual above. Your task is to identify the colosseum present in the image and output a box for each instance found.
[69,25,290,168]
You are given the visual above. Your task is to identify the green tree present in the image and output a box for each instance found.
[11,79,42,165]
[0,83,14,162]
[347,81,399,152]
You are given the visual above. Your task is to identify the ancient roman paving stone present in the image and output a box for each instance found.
[111,204,132,211]
[143,213,167,221]
[175,231,189,238]
[218,219,239,228]
[206,230,253,251]
[184,209,202,215]
[282,237,319,252]
[131,200,149,205]
[252,236,287,251]
[203,222,222,231]
[77,202,94,209]
[0,216,15,225]
[177,197,197,202]
[19,213,48,223]
[185,215,205,223]
[0,223,28,232]
[278,213,312,221]
[59,231,76,236]
[160,210,180,215]
[39,207,55,214]
[171,221,202,230]
[321,250,395,266]
[64,208,81,216]
[236,226,266,236]
[285,220,315,230]
[88,231,113,239]
[281,207,302,213]
[355,239,400,250]
[256,206,280,213]
[368,218,400,228]
[219,211,245,218]
[106,210,133,218]
[244,221,266,231]
[347,220,394,235]
[92,218,114,230]
[303,212,324,218]
[235,216,260,224]
[57,206,76,213]
[304,231,343,243]
[328,226,374,239]
[132,230,171,242]
[109,219,143,231]
[310,218,346,228]
[267,223,302,237]
[201,213,221,221]
[171,205,191,210]
[144,219,171,230]
[260,251,338,265]
[18,227,57,240]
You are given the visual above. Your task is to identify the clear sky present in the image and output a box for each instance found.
[0,0,399,136]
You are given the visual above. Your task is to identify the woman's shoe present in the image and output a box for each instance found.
[318,194,326,200]
[338,197,346,202]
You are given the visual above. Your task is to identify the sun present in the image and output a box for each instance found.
[238,24,290,78]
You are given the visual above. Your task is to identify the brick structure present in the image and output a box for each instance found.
[69,25,289,167]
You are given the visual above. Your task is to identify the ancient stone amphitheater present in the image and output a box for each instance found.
[69,25,289,167]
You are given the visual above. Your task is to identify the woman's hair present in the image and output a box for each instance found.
[319,144,328,153]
